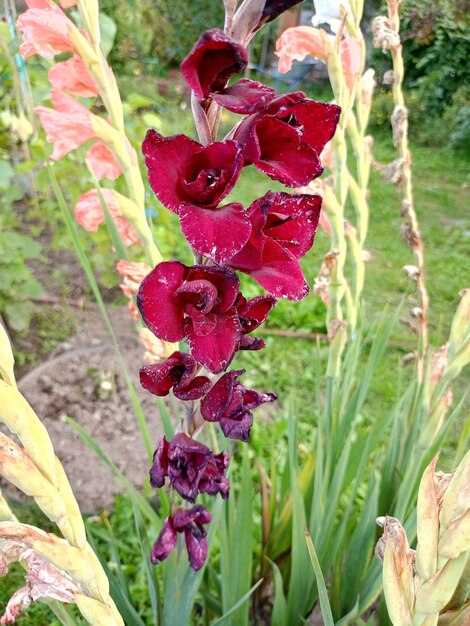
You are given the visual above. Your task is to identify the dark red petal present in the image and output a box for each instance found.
[231,115,262,165]
[168,433,212,502]
[149,438,169,488]
[237,293,277,333]
[180,202,251,264]
[173,504,212,530]
[199,451,230,498]
[185,532,208,571]
[174,375,212,401]
[186,266,240,313]
[211,78,276,114]
[180,140,243,207]
[243,388,277,410]
[142,131,199,212]
[258,0,304,27]
[200,369,244,422]
[263,192,322,259]
[227,195,270,272]
[255,117,323,186]
[137,261,187,342]
[292,100,341,156]
[220,411,253,442]
[140,364,175,397]
[185,310,242,374]
[239,336,266,350]
[151,517,177,564]
[180,29,248,99]
[250,239,310,301]
[263,91,306,115]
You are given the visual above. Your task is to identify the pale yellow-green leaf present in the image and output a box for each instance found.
[0,380,57,483]
[438,510,470,560]
[440,449,470,532]
[0,322,15,387]
[416,454,439,581]
[414,552,467,614]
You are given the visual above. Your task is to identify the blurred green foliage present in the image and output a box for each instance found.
[100,0,224,74]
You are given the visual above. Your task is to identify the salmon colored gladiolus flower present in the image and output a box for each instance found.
[275,26,328,73]
[75,188,140,246]
[116,259,151,319]
[276,26,362,92]
[86,142,122,180]
[34,89,94,160]
[48,55,98,97]
[16,0,77,59]
[138,328,174,364]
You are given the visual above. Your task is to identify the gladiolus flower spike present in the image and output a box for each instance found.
[138,2,340,572]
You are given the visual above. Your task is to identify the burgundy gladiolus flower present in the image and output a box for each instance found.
[150,433,230,502]
[137,261,242,373]
[142,131,250,263]
[236,293,276,351]
[232,92,341,186]
[151,505,212,571]
[140,351,211,401]
[181,29,248,100]
[201,370,276,441]
[229,191,322,301]
[180,29,275,114]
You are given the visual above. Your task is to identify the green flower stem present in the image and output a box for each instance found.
[387,0,430,376]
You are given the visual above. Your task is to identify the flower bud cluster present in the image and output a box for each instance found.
[138,2,340,572]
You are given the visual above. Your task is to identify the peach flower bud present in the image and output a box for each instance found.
[85,142,122,180]
[34,90,94,160]
[320,140,333,169]
[138,328,175,364]
[59,0,77,6]
[48,55,98,98]
[16,0,77,59]
[75,189,140,247]
[116,261,151,293]
[340,38,362,92]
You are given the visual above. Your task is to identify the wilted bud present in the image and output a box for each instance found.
[0,524,82,624]
[375,515,415,624]
[400,222,420,249]
[313,251,338,304]
[401,351,416,367]
[392,105,408,150]
[379,158,405,185]
[372,16,400,51]
[429,344,448,388]
[402,265,419,281]
[383,69,395,85]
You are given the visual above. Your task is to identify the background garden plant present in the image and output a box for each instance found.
[0,0,469,624]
